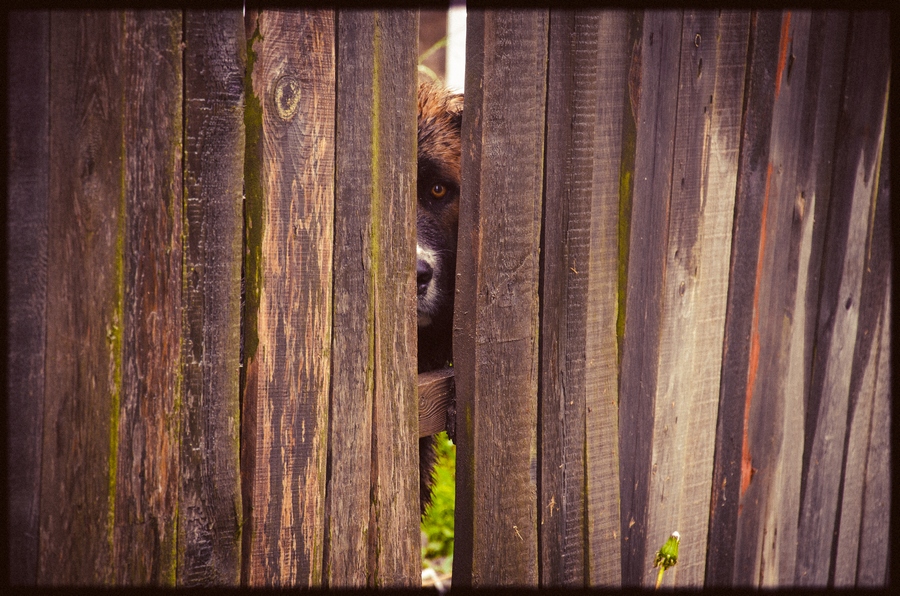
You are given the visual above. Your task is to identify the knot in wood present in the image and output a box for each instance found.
[273,74,300,121]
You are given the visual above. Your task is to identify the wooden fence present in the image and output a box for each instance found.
[6,8,891,589]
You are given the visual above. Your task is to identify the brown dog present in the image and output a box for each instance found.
[416,80,462,510]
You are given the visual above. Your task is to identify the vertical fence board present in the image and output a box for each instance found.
[7,10,49,586]
[853,127,891,587]
[113,11,183,585]
[539,10,627,587]
[39,12,125,584]
[583,10,628,588]
[328,10,419,588]
[540,9,596,586]
[643,11,748,588]
[617,10,682,587]
[705,12,783,586]
[326,12,375,585]
[856,280,891,587]
[453,9,548,587]
[240,10,335,586]
[757,11,849,587]
[834,90,890,589]
[795,12,889,586]
[180,11,245,585]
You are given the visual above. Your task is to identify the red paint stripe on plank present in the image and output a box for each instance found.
[774,12,792,98]
[740,162,772,501]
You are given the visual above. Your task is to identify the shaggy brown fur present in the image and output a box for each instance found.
[416,80,463,512]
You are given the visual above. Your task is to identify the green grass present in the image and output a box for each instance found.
[421,431,455,571]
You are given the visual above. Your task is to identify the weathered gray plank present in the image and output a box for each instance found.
[856,279,891,587]
[326,9,419,588]
[180,10,245,586]
[754,11,850,587]
[113,11,183,585]
[7,10,49,587]
[39,11,125,585]
[853,125,891,588]
[795,12,890,586]
[643,11,748,588]
[583,10,629,588]
[452,8,548,587]
[616,10,682,587]
[240,9,335,587]
[540,9,597,586]
[705,11,784,586]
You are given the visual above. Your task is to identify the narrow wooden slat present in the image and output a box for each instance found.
[704,12,783,586]
[240,10,335,586]
[754,12,849,587]
[583,10,629,588]
[642,11,748,588]
[7,10,49,586]
[853,127,891,588]
[616,11,682,587]
[180,11,245,585]
[540,9,594,586]
[795,12,889,586]
[856,280,891,586]
[453,9,549,587]
[39,12,125,585]
[418,369,455,439]
[113,11,183,585]
[540,9,629,587]
[327,9,419,588]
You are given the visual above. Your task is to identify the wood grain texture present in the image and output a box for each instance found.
[7,10,49,586]
[180,11,245,586]
[39,12,125,584]
[326,10,419,588]
[795,12,889,586]
[240,10,335,587]
[418,369,455,438]
[616,11,682,587]
[705,11,782,586]
[583,11,629,588]
[113,11,183,585]
[452,9,548,587]
[852,127,890,588]
[539,10,626,587]
[642,11,748,588]
[753,12,849,587]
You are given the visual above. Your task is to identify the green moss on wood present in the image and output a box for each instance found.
[242,20,264,364]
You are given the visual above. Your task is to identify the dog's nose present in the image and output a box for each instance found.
[417,260,433,297]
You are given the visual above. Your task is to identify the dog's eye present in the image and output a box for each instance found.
[430,183,447,199]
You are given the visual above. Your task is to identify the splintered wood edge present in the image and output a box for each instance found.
[418,367,455,438]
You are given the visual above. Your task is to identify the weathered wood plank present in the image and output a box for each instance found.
[616,10,682,587]
[540,9,629,587]
[419,368,455,439]
[583,10,629,588]
[853,126,890,588]
[327,10,419,588]
[540,9,595,586]
[755,12,849,587]
[643,11,748,588]
[113,11,183,585]
[795,12,889,586]
[39,11,125,585]
[240,10,335,587]
[180,11,245,586]
[705,12,783,586]
[453,9,548,587]
[7,10,49,587]
[855,279,891,587]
